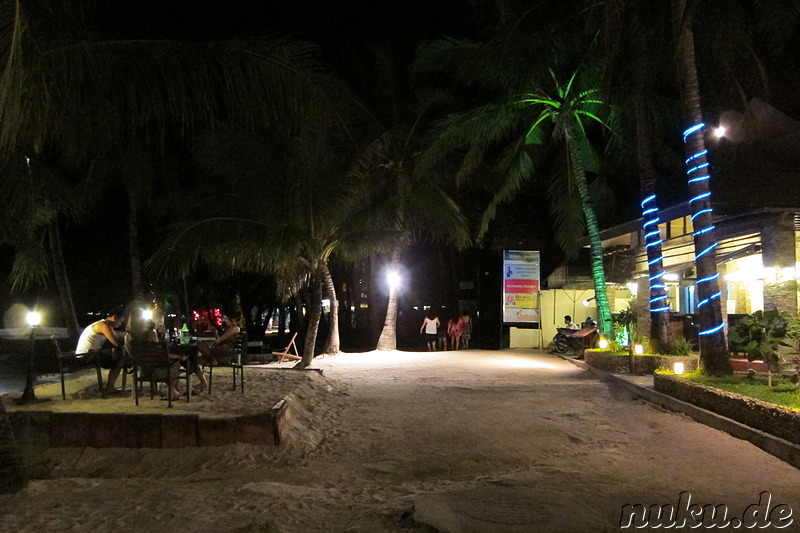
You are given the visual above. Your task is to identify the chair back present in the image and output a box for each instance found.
[232,332,247,365]
[128,339,172,378]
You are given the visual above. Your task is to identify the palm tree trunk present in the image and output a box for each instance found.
[0,399,27,493]
[320,261,340,354]
[566,131,613,339]
[633,76,671,353]
[297,271,323,368]
[376,248,402,350]
[47,217,80,336]
[672,0,730,375]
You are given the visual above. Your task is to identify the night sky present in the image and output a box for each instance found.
[97,1,477,50]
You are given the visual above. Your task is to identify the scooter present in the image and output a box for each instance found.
[551,320,599,354]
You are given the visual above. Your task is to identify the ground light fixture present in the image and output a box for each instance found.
[598,338,609,349]
[673,362,685,375]
[634,344,644,355]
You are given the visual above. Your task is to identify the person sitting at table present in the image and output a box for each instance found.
[75,307,128,396]
[131,316,189,401]
[194,315,241,393]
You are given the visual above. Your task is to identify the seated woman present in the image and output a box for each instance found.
[130,316,188,402]
[195,315,241,393]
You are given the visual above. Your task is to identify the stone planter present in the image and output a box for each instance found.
[584,349,699,375]
[654,373,800,447]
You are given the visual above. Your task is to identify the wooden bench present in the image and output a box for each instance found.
[272,332,301,363]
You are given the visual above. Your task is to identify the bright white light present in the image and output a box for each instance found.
[674,362,685,375]
[714,126,726,138]
[26,311,41,327]
[598,338,609,349]
[664,273,680,282]
[583,299,591,307]
[634,344,644,355]
[626,282,638,296]
[141,309,153,321]
[387,270,401,290]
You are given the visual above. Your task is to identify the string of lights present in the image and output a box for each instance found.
[683,123,723,336]
[640,195,670,313]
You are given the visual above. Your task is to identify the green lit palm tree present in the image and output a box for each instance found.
[519,72,614,337]
[421,65,616,338]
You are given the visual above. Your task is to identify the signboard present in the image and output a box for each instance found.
[503,250,540,324]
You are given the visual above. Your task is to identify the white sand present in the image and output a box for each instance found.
[2,348,800,532]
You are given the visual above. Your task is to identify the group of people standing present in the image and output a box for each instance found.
[420,310,472,351]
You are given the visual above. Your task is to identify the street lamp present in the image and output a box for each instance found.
[376,266,404,351]
[386,270,401,291]
[17,310,42,404]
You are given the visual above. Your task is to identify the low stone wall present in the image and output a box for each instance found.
[654,374,800,447]
[9,399,288,449]
[584,350,699,374]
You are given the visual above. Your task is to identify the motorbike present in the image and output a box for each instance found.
[551,320,599,354]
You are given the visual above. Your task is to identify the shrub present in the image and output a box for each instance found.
[668,338,696,356]
[728,309,792,365]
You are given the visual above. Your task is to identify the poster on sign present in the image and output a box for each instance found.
[502,250,540,324]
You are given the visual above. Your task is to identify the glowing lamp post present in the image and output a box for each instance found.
[17,310,42,404]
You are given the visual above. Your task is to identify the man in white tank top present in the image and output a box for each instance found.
[76,308,127,396]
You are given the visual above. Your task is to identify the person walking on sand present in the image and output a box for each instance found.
[448,314,464,350]
[420,310,440,351]
[460,313,472,349]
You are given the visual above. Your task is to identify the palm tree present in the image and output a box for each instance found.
[599,0,677,353]
[418,58,617,338]
[350,126,472,350]
[0,0,341,330]
[672,0,730,374]
[0,153,83,334]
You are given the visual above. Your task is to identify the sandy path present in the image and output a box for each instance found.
[2,349,800,532]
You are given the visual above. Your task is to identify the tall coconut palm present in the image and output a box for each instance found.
[0,0,341,330]
[419,59,616,338]
[0,153,83,334]
[672,0,730,374]
[599,0,678,353]
[334,48,472,350]
[349,125,472,350]
[147,116,364,367]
